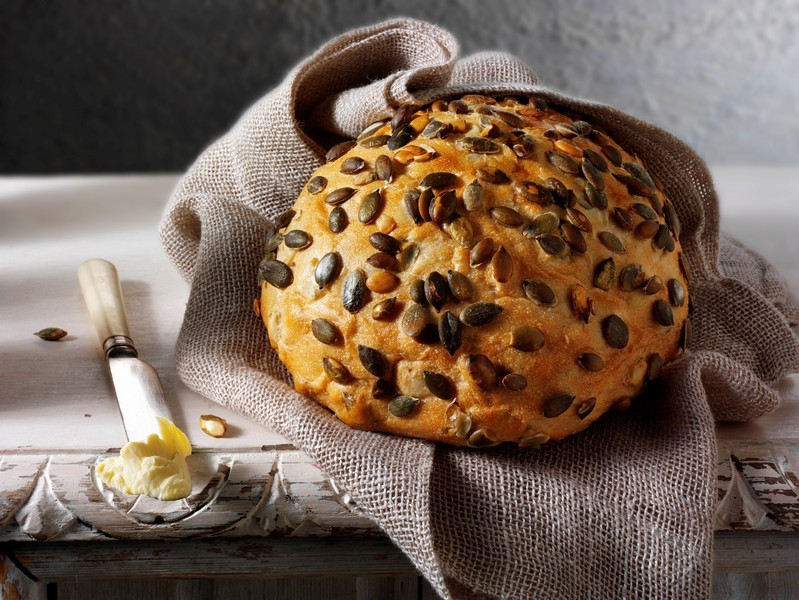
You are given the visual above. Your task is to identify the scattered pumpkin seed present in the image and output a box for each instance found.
[366,270,399,294]
[328,207,347,233]
[401,304,428,338]
[359,134,391,149]
[519,432,550,448]
[460,302,503,326]
[34,327,67,341]
[583,148,608,171]
[566,207,592,233]
[419,172,457,189]
[424,271,449,312]
[636,219,659,239]
[389,395,419,417]
[665,203,681,238]
[653,299,674,326]
[399,243,420,271]
[476,166,510,185]
[524,212,560,238]
[467,429,497,448]
[490,206,524,228]
[284,229,312,249]
[577,353,604,372]
[421,119,451,139]
[311,319,339,345]
[537,234,566,256]
[577,397,597,419]
[431,190,457,223]
[512,135,536,158]
[457,136,501,154]
[572,120,592,136]
[417,187,434,221]
[260,259,293,289]
[547,151,580,174]
[443,215,475,247]
[571,284,594,323]
[438,311,462,356]
[584,182,607,209]
[387,125,414,150]
[612,207,634,231]
[491,107,526,128]
[463,179,483,211]
[582,159,605,190]
[593,257,616,290]
[275,209,295,229]
[359,189,382,224]
[325,141,356,162]
[372,297,398,320]
[324,187,356,206]
[342,269,367,313]
[340,156,365,174]
[602,314,629,348]
[653,224,672,250]
[375,154,393,182]
[366,252,398,271]
[447,270,474,301]
[511,326,545,352]
[543,177,568,205]
[424,370,455,400]
[648,193,665,216]
[357,120,386,141]
[369,232,400,255]
[598,231,625,253]
[523,279,556,307]
[514,181,553,206]
[619,263,644,291]
[409,278,427,305]
[614,173,653,197]
[263,231,283,253]
[554,122,578,138]
[372,378,396,400]
[390,105,414,131]
[601,144,622,166]
[323,357,349,383]
[681,317,692,351]
[467,354,498,390]
[646,353,663,381]
[560,222,587,253]
[543,394,574,418]
[315,252,342,289]
[491,245,513,282]
[668,278,685,307]
[358,344,388,377]
[403,188,423,225]
[502,373,528,391]
[307,176,327,195]
[623,162,656,191]
[470,237,494,266]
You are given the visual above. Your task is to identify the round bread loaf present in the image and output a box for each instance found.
[258,94,689,448]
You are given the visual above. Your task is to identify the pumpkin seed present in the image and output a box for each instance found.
[664,203,681,238]
[325,140,356,162]
[477,166,510,185]
[387,125,414,150]
[366,270,399,294]
[679,252,691,282]
[457,136,501,154]
[391,105,414,131]
[372,297,398,320]
[409,279,427,305]
[284,229,312,249]
[275,209,295,229]
[681,317,692,351]
[524,212,559,238]
[631,202,657,220]
[543,394,574,418]
[514,181,553,206]
[358,344,388,377]
[543,177,568,206]
[646,353,663,381]
[612,207,634,231]
[565,207,592,233]
[523,279,556,307]
[623,161,656,191]
[34,327,67,341]
[555,139,583,157]
[571,284,594,323]
[260,259,293,289]
[307,176,327,195]
[642,275,663,295]
[602,314,629,348]
[581,182,603,209]
[263,231,283,253]
[583,148,608,171]
[593,258,616,290]
[311,318,339,345]
[447,270,474,301]
[512,135,536,158]
[419,172,457,189]
[653,224,672,250]
[389,395,419,417]
[648,193,665,216]
[467,429,497,448]
[618,263,644,292]
[598,231,625,253]
[572,120,592,136]
[653,299,674,326]
[601,144,622,166]
[439,311,462,355]
[357,120,386,140]
[360,134,391,148]
[461,302,503,326]
[323,357,350,383]
[547,151,580,174]
[463,179,483,211]
[668,278,685,307]
[325,187,356,206]
[614,173,654,197]
[467,354,498,390]
[399,243,420,271]
[443,215,474,247]
[582,159,605,190]
[491,245,513,282]
[375,154,394,182]
[366,252,398,271]
[519,433,550,448]
[537,234,566,256]
[491,107,526,128]
[342,269,367,313]
[511,326,545,352]
[577,397,597,419]
[424,271,449,312]
[431,190,457,223]
[401,304,428,338]
[577,352,604,372]
[554,123,578,138]
[372,378,396,400]
[448,99,468,113]
[502,373,527,391]
[355,171,378,187]
[328,207,348,233]
[403,188,423,225]
[470,237,494,266]
[369,232,400,255]
[490,206,524,228]
[560,222,587,253]
[636,219,659,239]
[421,119,451,139]
[340,156,365,174]
[424,370,455,400]
[614,396,633,412]
[417,187,433,221]
[314,252,342,289]
[359,189,382,224]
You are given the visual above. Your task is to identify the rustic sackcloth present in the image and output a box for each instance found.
[160,18,799,599]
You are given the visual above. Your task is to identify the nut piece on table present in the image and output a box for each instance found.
[34,327,68,341]
[199,414,228,438]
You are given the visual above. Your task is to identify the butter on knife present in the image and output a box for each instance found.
[78,258,192,501]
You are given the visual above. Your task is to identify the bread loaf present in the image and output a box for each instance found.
[258,94,689,447]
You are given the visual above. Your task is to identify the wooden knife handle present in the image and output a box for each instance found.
[77,259,133,351]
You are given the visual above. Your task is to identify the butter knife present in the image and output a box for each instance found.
[78,258,173,442]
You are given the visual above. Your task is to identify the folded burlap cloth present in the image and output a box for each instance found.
[160,18,799,599]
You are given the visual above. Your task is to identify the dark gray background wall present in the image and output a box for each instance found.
[2,0,797,173]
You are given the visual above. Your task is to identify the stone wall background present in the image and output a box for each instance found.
[1,0,797,173]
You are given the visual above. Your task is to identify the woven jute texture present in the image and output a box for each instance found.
[160,18,799,599]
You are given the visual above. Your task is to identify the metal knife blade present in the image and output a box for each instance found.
[78,258,173,442]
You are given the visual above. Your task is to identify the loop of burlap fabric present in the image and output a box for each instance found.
[159,18,799,600]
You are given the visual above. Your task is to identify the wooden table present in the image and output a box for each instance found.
[1,170,798,599]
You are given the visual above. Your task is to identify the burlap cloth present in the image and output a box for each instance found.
[160,18,799,599]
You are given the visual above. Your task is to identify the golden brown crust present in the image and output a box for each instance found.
[259,94,689,448]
